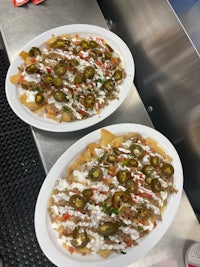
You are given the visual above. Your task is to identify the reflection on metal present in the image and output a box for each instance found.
[188,104,200,158]
[98,0,200,212]
[169,0,200,56]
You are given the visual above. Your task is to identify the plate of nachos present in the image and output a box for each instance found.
[5,24,134,132]
[34,123,183,267]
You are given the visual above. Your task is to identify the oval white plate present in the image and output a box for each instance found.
[34,123,183,267]
[5,24,134,132]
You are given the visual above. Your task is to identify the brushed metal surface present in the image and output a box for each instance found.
[169,0,200,56]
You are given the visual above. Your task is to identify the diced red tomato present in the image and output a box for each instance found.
[79,53,89,60]
[97,102,101,110]
[108,165,116,176]
[140,138,146,144]
[91,188,98,191]
[102,177,109,184]
[74,33,80,39]
[126,239,134,247]
[96,61,103,67]
[18,74,24,84]
[124,208,132,218]
[68,246,74,254]
[79,109,86,116]
[137,192,152,198]
[31,57,36,63]
[57,213,70,222]
[105,70,110,76]
[118,157,127,162]
[67,89,73,95]
[96,37,105,42]
[74,40,80,46]
[46,67,51,74]
[62,213,71,221]
[72,189,81,194]
[111,57,120,65]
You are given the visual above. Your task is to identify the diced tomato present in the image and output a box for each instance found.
[96,37,105,43]
[68,246,74,254]
[74,33,80,39]
[46,67,51,74]
[137,192,152,198]
[111,57,120,65]
[72,189,81,194]
[97,102,101,110]
[62,213,71,221]
[74,41,80,46]
[57,213,70,222]
[79,109,86,116]
[108,165,116,176]
[18,74,24,84]
[66,88,73,95]
[96,61,103,67]
[133,218,145,225]
[124,208,132,218]
[109,166,116,171]
[79,53,89,60]
[140,138,146,144]
[126,239,134,247]
[102,177,108,183]
[105,70,110,76]
[31,57,36,63]
[118,157,127,162]
[91,188,98,191]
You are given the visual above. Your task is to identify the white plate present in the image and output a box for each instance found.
[34,123,183,267]
[5,24,134,132]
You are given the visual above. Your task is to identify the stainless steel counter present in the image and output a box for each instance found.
[0,0,199,266]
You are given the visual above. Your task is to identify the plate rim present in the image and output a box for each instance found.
[5,24,135,132]
[34,123,183,267]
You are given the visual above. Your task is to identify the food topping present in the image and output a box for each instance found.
[48,129,177,258]
[10,34,126,123]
